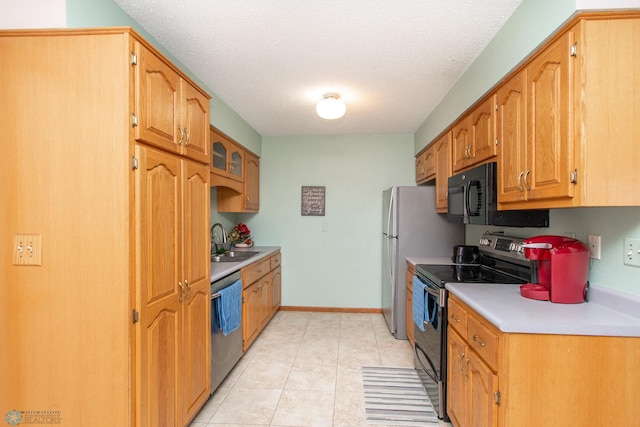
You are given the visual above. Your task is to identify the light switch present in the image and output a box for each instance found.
[322,223,328,232]
[13,234,42,266]
[623,238,640,268]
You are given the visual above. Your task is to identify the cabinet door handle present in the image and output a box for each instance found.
[450,313,461,323]
[473,334,486,347]
[458,351,465,371]
[517,171,524,192]
[462,358,470,378]
[178,281,184,302]
[184,128,190,147]
[185,279,191,300]
[523,169,531,191]
[178,126,183,145]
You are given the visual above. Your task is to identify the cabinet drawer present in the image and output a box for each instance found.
[242,258,271,287]
[448,297,467,337]
[270,252,281,270]
[467,315,499,371]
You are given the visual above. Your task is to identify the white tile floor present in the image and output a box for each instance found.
[190,311,453,427]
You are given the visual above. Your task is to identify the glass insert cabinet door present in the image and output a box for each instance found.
[211,138,244,181]
[229,151,242,178]
[212,141,227,172]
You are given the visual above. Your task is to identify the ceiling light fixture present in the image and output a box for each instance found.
[316,93,346,120]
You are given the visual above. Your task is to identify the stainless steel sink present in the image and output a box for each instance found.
[211,251,259,263]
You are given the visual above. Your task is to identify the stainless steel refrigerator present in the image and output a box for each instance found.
[382,186,464,339]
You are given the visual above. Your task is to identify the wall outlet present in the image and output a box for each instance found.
[623,238,640,267]
[587,235,601,260]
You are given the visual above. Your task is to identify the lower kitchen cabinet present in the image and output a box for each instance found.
[241,251,282,351]
[447,295,640,426]
[272,266,282,314]
[406,263,415,346]
[447,327,498,427]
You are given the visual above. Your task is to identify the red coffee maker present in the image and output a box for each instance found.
[519,235,590,303]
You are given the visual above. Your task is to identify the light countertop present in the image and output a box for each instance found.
[210,246,281,283]
[407,255,640,337]
[446,282,640,337]
[406,256,454,266]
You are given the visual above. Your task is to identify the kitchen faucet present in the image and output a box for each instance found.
[210,223,227,255]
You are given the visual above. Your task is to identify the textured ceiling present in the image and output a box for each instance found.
[114,0,523,136]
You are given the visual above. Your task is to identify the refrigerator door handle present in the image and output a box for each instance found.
[386,188,395,237]
[386,187,397,288]
[386,234,395,285]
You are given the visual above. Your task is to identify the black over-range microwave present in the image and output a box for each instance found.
[447,162,549,227]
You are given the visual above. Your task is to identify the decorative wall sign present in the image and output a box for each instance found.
[301,186,326,216]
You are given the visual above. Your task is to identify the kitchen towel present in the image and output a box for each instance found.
[412,275,427,332]
[215,279,242,335]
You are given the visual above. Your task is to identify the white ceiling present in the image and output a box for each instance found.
[114,0,523,137]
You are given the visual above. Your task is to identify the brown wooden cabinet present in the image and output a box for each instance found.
[405,263,415,346]
[270,252,282,314]
[212,125,261,213]
[498,30,574,207]
[210,126,244,183]
[136,145,211,426]
[447,294,640,426]
[496,71,528,204]
[415,144,436,184]
[241,251,281,351]
[423,13,640,210]
[433,132,453,212]
[243,151,260,211]
[135,43,210,164]
[218,149,260,212]
[498,15,640,209]
[447,296,499,427]
[1,28,211,427]
[452,95,497,173]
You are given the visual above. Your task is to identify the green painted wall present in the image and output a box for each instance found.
[243,135,414,308]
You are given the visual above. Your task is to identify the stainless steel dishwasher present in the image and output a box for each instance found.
[210,271,243,393]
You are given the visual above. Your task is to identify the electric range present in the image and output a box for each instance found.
[412,232,531,420]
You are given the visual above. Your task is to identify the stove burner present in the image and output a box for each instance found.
[416,263,527,286]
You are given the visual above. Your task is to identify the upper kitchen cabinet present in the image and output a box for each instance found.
[217,149,261,213]
[499,13,640,209]
[498,31,574,207]
[496,71,528,204]
[134,42,210,164]
[243,151,260,211]
[210,126,244,187]
[212,126,261,213]
[434,132,453,213]
[452,95,497,173]
[415,143,436,184]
